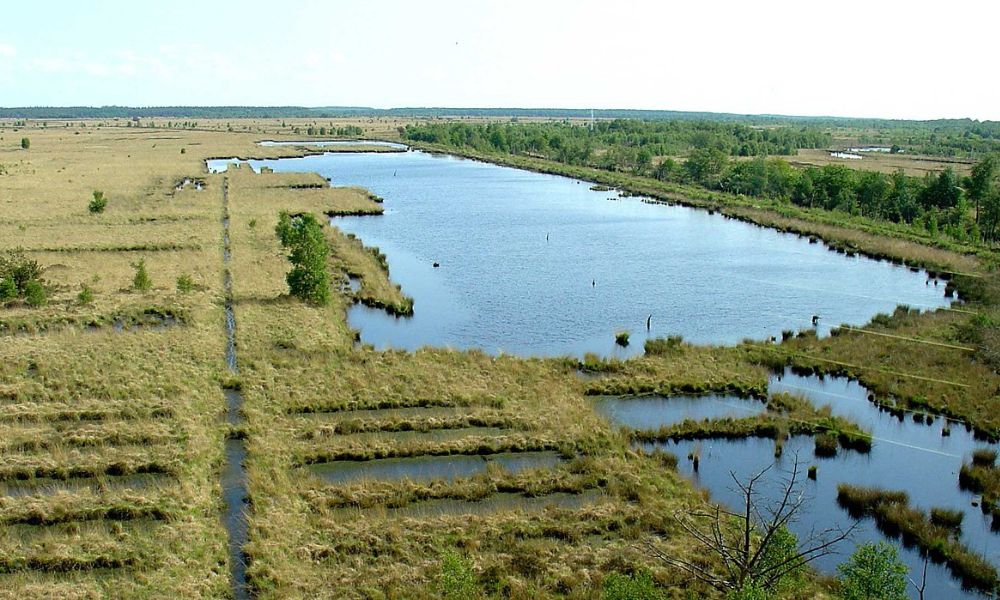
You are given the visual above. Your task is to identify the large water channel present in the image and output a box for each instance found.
[208,150,950,358]
[206,149,978,597]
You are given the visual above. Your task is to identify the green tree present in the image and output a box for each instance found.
[837,542,908,600]
[275,212,330,304]
[980,188,1000,243]
[919,168,962,210]
[20,137,29,150]
[684,147,729,187]
[436,551,479,600]
[855,171,889,219]
[132,259,151,292]
[968,155,997,234]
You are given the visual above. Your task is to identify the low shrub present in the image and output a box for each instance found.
[23,279,47,307]
[132,259,151,292]
[88,190,107,213]
[176,273,195,293]
[76,284,95,305]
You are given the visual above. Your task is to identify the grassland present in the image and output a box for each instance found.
[785,148,975,177]
[2,117,998,598]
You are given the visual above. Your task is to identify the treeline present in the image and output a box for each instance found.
[403,120,830,165]
[852,121,1000,157]
[303,125,363,136]
[0,106,332,119]
[678,150,998,243]
[403,122,1000,244]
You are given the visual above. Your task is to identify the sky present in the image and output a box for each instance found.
[0,0,997,120]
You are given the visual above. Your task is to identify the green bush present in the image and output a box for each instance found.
[88,190,107,213]
[602,571,664,600]
[0,250,45,306]
[20,137,29,150]
[132,259,151,292]
[615,331,630,347]
[176,273,195,293]
[0,249,42,293]
[436,551,479,600]
[0,276,16,302]
[23,279,47,307]
[837,542,908,600]
[76,284,95,305]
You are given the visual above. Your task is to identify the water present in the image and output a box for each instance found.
[257,139,408,149]
[591,394,766,428]
[307,451,563,486]
[0,473,166,498]
[219,177,249,600]
[206,151,950,358]
[596,370,999,599]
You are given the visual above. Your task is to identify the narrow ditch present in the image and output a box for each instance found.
[219,177,250,600]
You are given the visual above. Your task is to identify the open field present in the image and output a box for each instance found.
[2,119,999,598]
[785,148,975,177]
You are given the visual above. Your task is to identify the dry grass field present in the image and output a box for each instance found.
[785,148,974,177]
[1,119,996,598]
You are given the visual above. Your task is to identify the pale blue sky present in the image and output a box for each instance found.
[1,0,997,120]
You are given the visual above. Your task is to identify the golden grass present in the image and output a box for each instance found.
[787,148,974,177]
[3,118,970,598]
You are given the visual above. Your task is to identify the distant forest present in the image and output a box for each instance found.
[1,105,997,129]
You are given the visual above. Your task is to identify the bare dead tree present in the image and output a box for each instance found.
[646,458,855,594]
[907,554,929,600]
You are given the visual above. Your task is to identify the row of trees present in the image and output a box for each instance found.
[673,150,998,243]
[403,120,831,167]
[304,125,363,137]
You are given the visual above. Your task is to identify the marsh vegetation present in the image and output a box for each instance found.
[1,115,999,599]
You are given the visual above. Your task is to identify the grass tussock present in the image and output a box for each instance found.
[327,228,414,315]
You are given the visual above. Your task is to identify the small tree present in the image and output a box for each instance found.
[275,211,330,304]
[88,190,107,213]
[132,259,151,292]
[20,137,29,150]
[837,542,908,600]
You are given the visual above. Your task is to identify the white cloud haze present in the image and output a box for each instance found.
[0,0,997,120]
